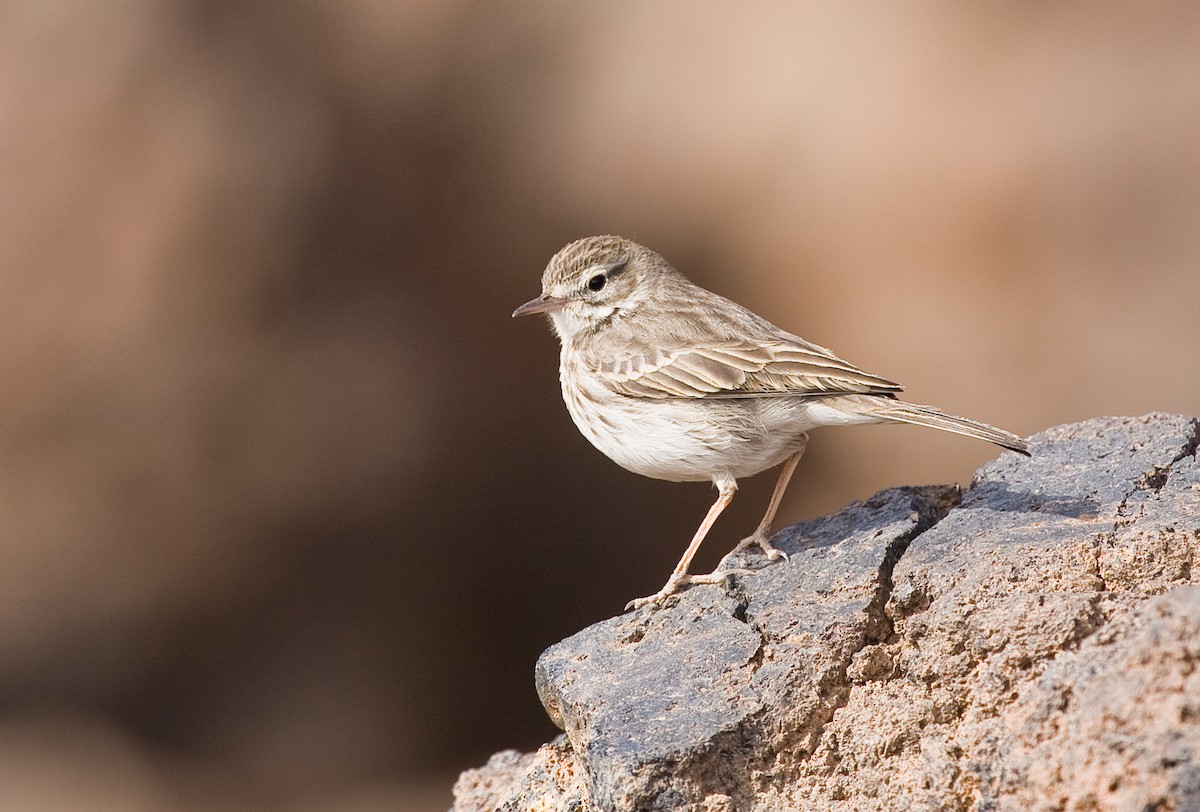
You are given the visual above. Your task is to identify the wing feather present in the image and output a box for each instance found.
[594,337,902,400]
[673,353,746,388]
[648,364,718,395]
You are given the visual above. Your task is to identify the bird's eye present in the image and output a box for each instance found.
[587,274,606,292]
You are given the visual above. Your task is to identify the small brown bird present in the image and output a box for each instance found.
[514,236,1029,609]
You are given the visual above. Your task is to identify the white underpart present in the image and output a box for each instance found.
[804,401,879,427]
[560,355,882,484]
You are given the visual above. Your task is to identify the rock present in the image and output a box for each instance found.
[451,743,595,811]
[452,414,1200,812]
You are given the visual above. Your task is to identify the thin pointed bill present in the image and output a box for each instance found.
[512,294,566,318]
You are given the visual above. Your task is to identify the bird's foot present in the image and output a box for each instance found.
[732,530,789,562]
[624,568,754,611]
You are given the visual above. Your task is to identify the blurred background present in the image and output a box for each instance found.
[1,2,1197,810]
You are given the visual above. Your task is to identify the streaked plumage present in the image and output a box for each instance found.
[514,235,1029,609]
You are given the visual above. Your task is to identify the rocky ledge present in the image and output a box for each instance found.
[453,414,1200,812]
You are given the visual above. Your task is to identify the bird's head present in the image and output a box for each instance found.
[512,235,665,341]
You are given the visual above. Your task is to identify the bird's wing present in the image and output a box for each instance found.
[593,335,903,400]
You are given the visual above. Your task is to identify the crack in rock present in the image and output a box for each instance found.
[866,486,963,645]
[726,576,769,678]
[802,487,963,758]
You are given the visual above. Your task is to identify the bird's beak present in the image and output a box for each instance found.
[512,294,566,318]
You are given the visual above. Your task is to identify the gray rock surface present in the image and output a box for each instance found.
[453,414,1200,812]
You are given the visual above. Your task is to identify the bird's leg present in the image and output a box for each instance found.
[626,479,743,610]
[732,434,808,561]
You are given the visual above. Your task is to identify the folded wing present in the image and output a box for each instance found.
[594,336,903,400]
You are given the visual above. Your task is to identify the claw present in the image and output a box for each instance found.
[763,545,789,562]
[733,531,789,562]
[624,594,659,611]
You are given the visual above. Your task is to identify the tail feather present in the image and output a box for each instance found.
[840,395,1030,455]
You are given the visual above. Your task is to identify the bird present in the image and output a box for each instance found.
[513,235,1030,610]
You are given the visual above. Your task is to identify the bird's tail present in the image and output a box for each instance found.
[838,395,1030,455]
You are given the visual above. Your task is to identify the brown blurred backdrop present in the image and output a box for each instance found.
[1,3,1197,810]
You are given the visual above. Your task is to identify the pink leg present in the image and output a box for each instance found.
[732,435,807,561]
[626,478,738,610]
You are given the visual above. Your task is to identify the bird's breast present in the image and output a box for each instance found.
[558,357,810,483]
